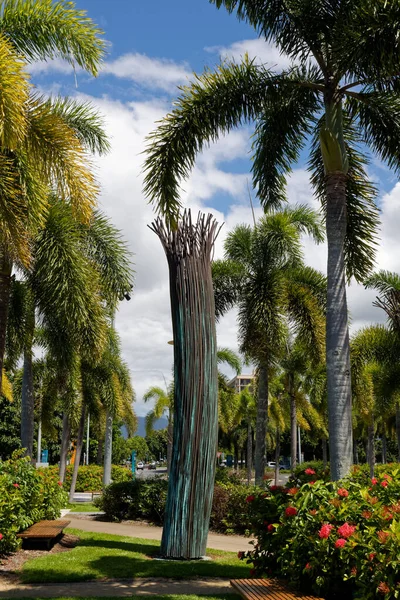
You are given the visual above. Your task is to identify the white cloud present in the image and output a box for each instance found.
[206,38,293,71]
[27,52,192,93]
[101,53,191,91]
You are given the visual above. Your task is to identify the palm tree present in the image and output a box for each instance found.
[144,384,174,473]
[141,1,400,478]
[212,206,325,482]
[0,0,106,393]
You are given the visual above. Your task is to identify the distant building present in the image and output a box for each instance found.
[228,373,255,393]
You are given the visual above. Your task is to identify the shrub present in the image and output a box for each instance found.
[288,461,330,486]
[95,477,168,523]
[241,467,400,599]
[210,482,253,534]
[40,464,132,492]
[0,451,67,554]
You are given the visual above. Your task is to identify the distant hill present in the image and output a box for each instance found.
[121,416,168,439]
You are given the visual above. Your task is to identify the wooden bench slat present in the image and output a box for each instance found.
[17,520,70,540]
[231,579,325,600]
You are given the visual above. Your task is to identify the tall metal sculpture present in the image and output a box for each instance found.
[150,210,220,559]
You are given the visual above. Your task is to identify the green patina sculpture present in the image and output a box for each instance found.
[150,210,220,559]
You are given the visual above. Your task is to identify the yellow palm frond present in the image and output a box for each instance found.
[1,369,13,400]
[0,32,29,148]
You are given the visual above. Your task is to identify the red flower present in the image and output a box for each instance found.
[58,481,63,487]
[335,538,346,548]
[0,533,3,541]
[362,510,372,519]
[383,474,392,481]
[305,468,316,475]
[305,563,312,570]
[309,480,316,485]
[368,553,376,561]
[378,530,390,544]
[338,488,348,497]
[238,551,245,559]
[351,567,357,576]
[12,483,19,488]
[319,524,333,539]
[287,487,299,495]
[381,480,388,488]
[270,485,283,492]
[337,523,356,538]
[378,582,390,595]
[246,495,255,503]
[267,524,274,532]
[309,509,317,516]
[285,506,297,517]
[371,477,378,485]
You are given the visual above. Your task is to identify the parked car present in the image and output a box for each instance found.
[267,461,278,469]
[148,461,157,470]
[137,461,144,470]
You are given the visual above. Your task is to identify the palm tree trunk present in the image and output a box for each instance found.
[396,402,400,462]
[69,404,86,503]
[102,410,113,487]
[367,420,375,479]
[381,427,387,465]
[325,171,353,480]
[234,441,239,471]
[167,409,173,474]
[353,438,358,465]
[21,350,35,459]
[59,412,70,482]
[96,437,103,465]
[322,437,328,469]
[289,374,297,473]
[255,363,268,484]
[246,420,252,485]
[274,427,280,486]
[152,212,219,559]
[0,249,12,393]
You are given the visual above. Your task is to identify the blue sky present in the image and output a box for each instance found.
[29,1,400,415]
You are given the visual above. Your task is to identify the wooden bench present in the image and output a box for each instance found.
[17,519,70,550]
[231,579,325,600]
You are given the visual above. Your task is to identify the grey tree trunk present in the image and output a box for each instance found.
[322,437,328,469]
[166,409,173,474]
[21,351,35,460]
[255,363,268,484]
[274,427,280,486]
[102,410,113,487]
[69,404,86,503]
[96,437,103,465]
[396,403,400,462]
[289,375,297,473]
[325,171,353,480]
[246,420,252,485]
[381,428,387,465]
[151,211,219,559]
[0,249,12,394]
[367,420,375,479]
[59,412,70,482]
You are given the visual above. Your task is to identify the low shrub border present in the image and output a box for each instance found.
[0,451,67,554]
[40,464,132,493]
[241,465,400,600]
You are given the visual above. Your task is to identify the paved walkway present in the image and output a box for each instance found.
[66,516,253,553]
[0,577,234,598]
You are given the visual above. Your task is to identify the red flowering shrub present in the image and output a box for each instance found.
[239,466,400,599]
[0,451,67,554]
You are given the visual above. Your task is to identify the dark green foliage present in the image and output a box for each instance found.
[0,394,21,459]
[40,464,132,492]
[95,478,168,523]
[145,429,168,460]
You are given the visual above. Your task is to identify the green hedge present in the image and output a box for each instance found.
[241,464,400,599]
[95,471,253,534]
[0,451,68,554]
[41,464,132,492]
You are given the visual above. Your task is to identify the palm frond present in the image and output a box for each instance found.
[0,0,105,74]
[217,347,242,375]
[0,32,28,147]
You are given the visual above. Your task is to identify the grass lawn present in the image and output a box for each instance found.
[67,503,100,512]
[21,529,249,583]
[29,596,239,600]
